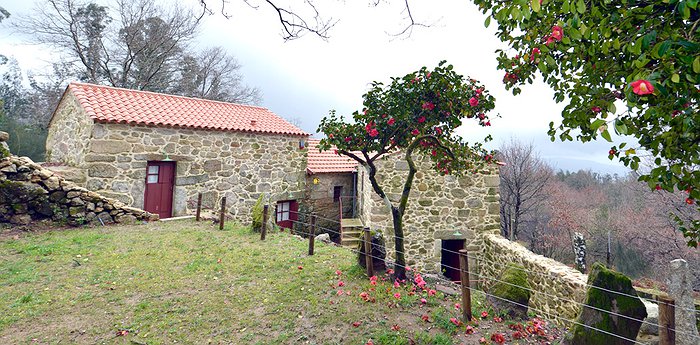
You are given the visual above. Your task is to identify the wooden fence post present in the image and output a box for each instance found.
[363,227,374,277]
[218,197,226,230]
[308,215,316,256]
[195,193,202,221]
[459,249,473,324]
[658,296,676,345]
[261,205,268,241]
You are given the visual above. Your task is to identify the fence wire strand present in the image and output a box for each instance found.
[277,223,653,345]
[287,208,699,314]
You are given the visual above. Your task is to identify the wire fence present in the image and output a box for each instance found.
[272,207,699,343]
[288,209,700,315]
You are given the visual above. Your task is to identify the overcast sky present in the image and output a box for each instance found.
[0,0,630,174]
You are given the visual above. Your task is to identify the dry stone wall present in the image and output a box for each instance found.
[0,155,157,226]
[476,233,587,324]
[361,152,501,273]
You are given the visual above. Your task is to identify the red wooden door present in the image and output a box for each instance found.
[276,200,298,229]
[144,161,175,219]
[441,239,465,282]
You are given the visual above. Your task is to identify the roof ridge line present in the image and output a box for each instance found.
[69,81,271,111]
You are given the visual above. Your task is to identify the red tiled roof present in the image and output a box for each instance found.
[66,82,308,136]
[306,139,361,174]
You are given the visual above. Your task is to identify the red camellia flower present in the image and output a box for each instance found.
[420,298,427,304]
[428,289,436,296]
[493,317,503,323]
[551,25,563,41]
[328,133,334,139]
[366,340,374,345]
[455,303,461,310]
[418,116,426,123]
[469,97,479,107]
[387,117,395,125]
[485,121,491,126]
[609,149,616,156]
[369,129,379,137]
[391,324,401,331]
[450,317,460,326]
[353,321,361,327]
[465,325,475,334]
[422,102,435,110]
[479,337,487,344]
[491,333,506,344]
[411,129,420,136]
[435,127,442,135]
[591,106,602,113]
[297,265,303,270]
[655,185,662,191]
[393,292,401,299]
[338,281,345,287]
[336,270,342,276]
[421,314,429,322]
[686,198,694,205]
[344,136,352,142]
[481,311,489,318]
[630,79,654,95]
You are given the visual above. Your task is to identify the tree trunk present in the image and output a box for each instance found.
[391,206,407,281]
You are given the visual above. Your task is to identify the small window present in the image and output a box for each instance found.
[147,165,159,184]
[276,201,290,222]
[333,186,343,202]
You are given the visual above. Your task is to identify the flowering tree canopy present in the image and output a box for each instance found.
[473,0,700,246]
[318,61,496,279]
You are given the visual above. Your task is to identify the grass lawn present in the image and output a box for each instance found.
[0,220,561,344]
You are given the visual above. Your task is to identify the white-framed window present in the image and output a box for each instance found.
[276,201,290,222]
[147,165,159,184]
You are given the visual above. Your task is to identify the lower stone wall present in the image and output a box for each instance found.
[304,172,355,240]
[475,233,587,324]
[0,156,157,226]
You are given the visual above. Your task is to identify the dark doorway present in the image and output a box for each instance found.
[143,161,176,219]
[441,239,465,282]
[276,200,298,229]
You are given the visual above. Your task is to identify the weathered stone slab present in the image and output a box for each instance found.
[89,140,132,154]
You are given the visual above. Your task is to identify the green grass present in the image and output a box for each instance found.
[0,220,470,344]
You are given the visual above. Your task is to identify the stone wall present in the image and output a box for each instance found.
[46,90,95,166]
[361,152,501,273]
[476,233,587,324]
[304,172,355,239]
[0,155,157,226]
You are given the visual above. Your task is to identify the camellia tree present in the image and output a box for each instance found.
[472,0,700,246]
[317,61,496,280]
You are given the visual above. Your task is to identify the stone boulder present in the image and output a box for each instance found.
[486,264,531,319]
[357,231,387,273]
[565,262,647,345]
[315,233,331,243]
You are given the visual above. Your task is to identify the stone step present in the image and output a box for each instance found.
[341,218,363,228]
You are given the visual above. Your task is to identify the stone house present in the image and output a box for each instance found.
[46,82,500,282]
[46,82,309,223]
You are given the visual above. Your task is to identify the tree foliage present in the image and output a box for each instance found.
[318,61,496,279]
[473,0,700,246]
[15,0,260,104]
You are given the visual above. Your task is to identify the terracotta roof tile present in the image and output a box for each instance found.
[306,139,360,174]
[68,82,308,136]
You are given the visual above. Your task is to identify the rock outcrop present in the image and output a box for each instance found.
[566,262,647,345]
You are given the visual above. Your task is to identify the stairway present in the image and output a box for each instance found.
[340,218,364,248]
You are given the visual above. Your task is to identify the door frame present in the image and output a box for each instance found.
[143,160,176,219]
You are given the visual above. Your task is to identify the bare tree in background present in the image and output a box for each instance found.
[197,0,424,40]
[498,138,552,241]
[14,0,260,104]
[174,47,261,104]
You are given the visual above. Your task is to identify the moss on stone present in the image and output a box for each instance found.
[0,144,10,158]
[567,262,647,345]
[490,264,531,306]
[251,194,264,232]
